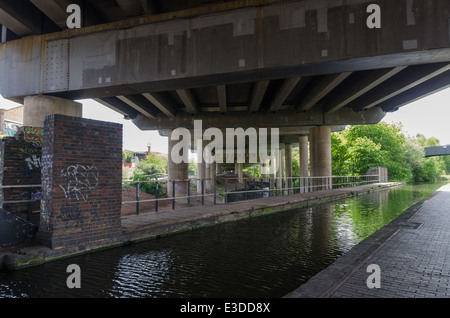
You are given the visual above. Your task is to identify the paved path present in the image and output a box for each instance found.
[286,183,450,298]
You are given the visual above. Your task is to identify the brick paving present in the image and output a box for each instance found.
[286,183,450,298]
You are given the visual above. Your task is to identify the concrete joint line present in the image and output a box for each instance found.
[320,228,401,298]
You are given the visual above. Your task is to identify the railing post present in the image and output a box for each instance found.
[172,180,175,210]
[201,179,205,206]
[155,182,159,213]
[244,178,247,201]
[214,177,216,205]
[27,187,32,221]
[224,179,228,204]
[268,178,271,197]
[136,182,140,215]
[260,178,263,197]
[187,180,191,207]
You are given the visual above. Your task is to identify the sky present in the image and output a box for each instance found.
[1,86,449,153]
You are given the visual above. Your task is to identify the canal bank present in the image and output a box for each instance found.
[286,182,450,298]
[0,182,402,270]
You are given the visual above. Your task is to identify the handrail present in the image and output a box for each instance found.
[122,174,380,214]
[0,175,380,217]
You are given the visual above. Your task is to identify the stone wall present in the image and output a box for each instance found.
[37,114,123,251]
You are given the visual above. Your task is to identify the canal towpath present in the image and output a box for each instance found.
[286,182,450,298]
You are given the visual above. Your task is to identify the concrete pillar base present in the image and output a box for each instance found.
[168,130,189,199]
[24,95,82,127]
[309,126,332,190]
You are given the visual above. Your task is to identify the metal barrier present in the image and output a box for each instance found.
[0,184,42,221]
[0,175,380,218]
[122,174,380,215]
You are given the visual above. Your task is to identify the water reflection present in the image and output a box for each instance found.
[0,182,446,298]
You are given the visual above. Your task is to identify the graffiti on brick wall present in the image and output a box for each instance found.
[24,155,41,170]
[41,154,52,197]
[21,127,43,178]
[23,127,43,146]
[59,205,82,227]
[59,165,99,201]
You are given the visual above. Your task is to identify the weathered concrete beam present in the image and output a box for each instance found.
[269,77,301,112]
[217,85,227,114]
[249,80,270,113]
[176,89,199,114]
[296,72,352,112]
[142,92,176,118]
[349,62,450,111]
[117,95,158,119]
[324,67,406,113]
[1,0,449,100]
[134,106,385,130]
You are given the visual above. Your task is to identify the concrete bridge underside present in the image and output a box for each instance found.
[1,0,450,197]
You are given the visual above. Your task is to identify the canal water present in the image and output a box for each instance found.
[0,182,446,298]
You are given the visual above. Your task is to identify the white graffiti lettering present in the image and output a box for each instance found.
[59,165,99,201]
[25,155,41,170]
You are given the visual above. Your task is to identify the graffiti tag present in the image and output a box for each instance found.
[59,165,99,201]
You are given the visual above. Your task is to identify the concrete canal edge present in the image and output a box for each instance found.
[0,182,403,271]
[284,185,442,298]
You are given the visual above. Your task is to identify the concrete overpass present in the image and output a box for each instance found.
[425,146,450,158]
[0,0,449,253]
[1,0,449,166]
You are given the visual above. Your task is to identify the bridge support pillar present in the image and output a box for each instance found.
[23,95,82,127]
[235,162,243,183]
[299,135,309,192]
[285,144,292,193]
[309,126,332,190]
[168,129,189,200]
[276,149,283,193]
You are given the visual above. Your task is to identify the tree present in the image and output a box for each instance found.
[135,153,168,176]
[342,123,410,181]
[345,136,384,175]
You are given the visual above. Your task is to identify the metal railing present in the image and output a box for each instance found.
[0,184,42,221]
[0,174,380,219]
[122,174,380,214]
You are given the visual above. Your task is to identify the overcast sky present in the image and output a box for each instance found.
[1,86,449,153]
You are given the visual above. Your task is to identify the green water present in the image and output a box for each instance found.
[0,182,447,298]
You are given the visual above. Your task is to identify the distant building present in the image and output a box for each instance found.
[0,105,23,136]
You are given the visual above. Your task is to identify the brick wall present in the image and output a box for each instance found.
[37,115,123,250]
[0,128,42,225]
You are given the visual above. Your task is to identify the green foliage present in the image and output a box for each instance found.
[244,165,261,178]
[331,122,445,183]
[135,153,168,176]
[129,153,168,196]
[122,150,134,163]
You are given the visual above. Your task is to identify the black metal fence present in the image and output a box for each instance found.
[122,174,380,214]
[0,174,380,218]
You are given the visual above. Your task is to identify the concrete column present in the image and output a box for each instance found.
[197,139,205,194]
[236,162,244,183]
[24,95,82,127]
[309,126,332,190]
[276,148,283,192]
[299,135,309,192]
[284,144,292,192]
[299,136,309,178]
[168,130,189,199]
